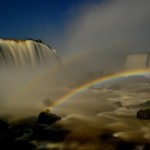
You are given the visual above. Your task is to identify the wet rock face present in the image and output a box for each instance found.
[0,140,36,150]
[137,108,150,119]
[0,111,70,149]
[143,143,150,150]
[0,119,11,140]
[0,118,35,150]
[33,110,70,142]
[32,124,70,142]
[36,110,61,125]
[99,132,135,150]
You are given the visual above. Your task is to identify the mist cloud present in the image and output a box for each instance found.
[64,0,150,55]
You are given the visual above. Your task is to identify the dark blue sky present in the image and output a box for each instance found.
[0,0,104,49]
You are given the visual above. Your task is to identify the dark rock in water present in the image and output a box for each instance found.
[37,110,61,125]
[0,139,35,150]
[0,118,35,149]
[137,108,150,119]
[138,101,150,107]
[0,119,9,132]
[32,110,69,142]
[10,116,37,141]
[99,132,135,150]
[0,111,67,149]
[32,124,70,142]
[0,119,12,140]
[109,84,122,90]
[143,143,150,150]
[128,100,150,109]
[116,141,135,150]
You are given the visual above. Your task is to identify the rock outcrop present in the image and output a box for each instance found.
[137,108,150,119]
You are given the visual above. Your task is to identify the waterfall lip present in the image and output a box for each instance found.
[0,38,46,45]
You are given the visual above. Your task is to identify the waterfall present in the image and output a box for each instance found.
[0,39,61,68]
[0,39,62,113]
[125,53,149,70]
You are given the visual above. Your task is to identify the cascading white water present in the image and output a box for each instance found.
[125,53,149,70]
[0,39,62,116]
[0,39,60,68]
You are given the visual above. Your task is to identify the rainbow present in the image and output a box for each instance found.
[51,69,150,110]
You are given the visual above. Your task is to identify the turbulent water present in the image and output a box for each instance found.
[0,39,60,68]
